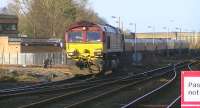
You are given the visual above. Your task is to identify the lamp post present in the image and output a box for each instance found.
[193,30,197,49]
[175,27,182,40]
[163,26,169,56]
[192,30,197,54]
[147,26,155,45]
[111,16,121,29]
[121,21,124,31]
[169,20,174,39]
[129,22,137,55]
[175,27,182,56]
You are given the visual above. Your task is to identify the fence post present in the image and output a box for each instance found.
[61,51,64,65]
[60,52,62,65]
[2,47,4,64]
[17,52,18,64]
[1,50,2,64]
[9,52,10,64]
[33,54,34,65]
[65,52,68,64]
[25,53,26,65]
[53,53,55,64]
[62,51,66,65]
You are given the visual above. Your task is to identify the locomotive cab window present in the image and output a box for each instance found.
[86,32,101,42]
[68,32,82,42]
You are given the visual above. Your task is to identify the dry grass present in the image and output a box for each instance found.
[0,67,73,82]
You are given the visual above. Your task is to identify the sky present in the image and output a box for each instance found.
[0,0,200,32]
[0,0,8,8]
[88,0,200,32]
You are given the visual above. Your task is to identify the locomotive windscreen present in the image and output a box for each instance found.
[86,32,101,42]
[68,32,82,42]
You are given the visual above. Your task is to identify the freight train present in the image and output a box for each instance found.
[65,21,189,72]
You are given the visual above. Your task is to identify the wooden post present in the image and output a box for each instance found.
[9,52,10,64]
[2,47,4,64]
[25,53,26,65]
[17,52,18,64]
[33,54,35,65]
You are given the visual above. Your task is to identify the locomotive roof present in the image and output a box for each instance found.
[67,21,120,34]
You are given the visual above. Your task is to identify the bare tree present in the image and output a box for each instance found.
[9,0,105,38]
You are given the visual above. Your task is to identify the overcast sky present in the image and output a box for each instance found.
[1,0,200,32]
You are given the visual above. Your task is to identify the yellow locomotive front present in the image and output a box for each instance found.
[65,21,103,72]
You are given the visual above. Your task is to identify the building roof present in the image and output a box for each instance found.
[0,14,17,19]
[8,37,64,48]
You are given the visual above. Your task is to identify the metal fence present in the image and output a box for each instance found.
[0,51,66,65]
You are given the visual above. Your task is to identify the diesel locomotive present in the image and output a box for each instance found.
[65,21,189,72]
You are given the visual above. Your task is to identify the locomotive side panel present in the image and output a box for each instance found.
[103,28,123,54]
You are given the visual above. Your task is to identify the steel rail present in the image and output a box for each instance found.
[0,74,139,99]
[64,68,174,108]
[166,95,180,108]
[188,61,200,71]
[19,65,174,108]
[0,62,171,93]
[121,62,183,108]
[0,74,96,93]
[65,62,187,108]
[0,64,173,101]
[166,61,198,108]
[0,64,172,95]
[19,77,149,108]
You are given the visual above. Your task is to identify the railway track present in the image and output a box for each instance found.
[165,61,196,108]
[187,60,200,70]
[0,65,170,108]
[63,62,188,108]
[0,61,193,108]
[0,74,137,107]
[0,64,153,95]
[121,61,196,108]
[0,73,135,99]
[11,63,177,108]
[0,74,96,94]
[0,65,158,98]
[166,96,180,108]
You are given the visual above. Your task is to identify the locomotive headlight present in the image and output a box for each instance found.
[83,27,87,30]
[68,52,75,56]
